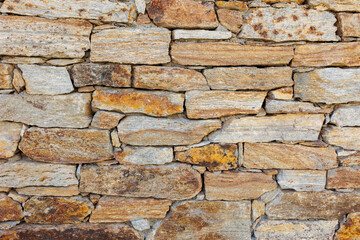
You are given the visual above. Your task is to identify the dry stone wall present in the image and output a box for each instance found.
[0,0,359,239]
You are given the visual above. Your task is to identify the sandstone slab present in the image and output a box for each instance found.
[327,167,360,189]
[265,99,333,114]
[205,171,277,200]
[0,15,91,58]
[277,170,326,191]
[173,29,232,40]
[204,67,293,90]
[0,122,22,159]
[175,144,237,171]
[19,127,113,164]
[309,0,360,11]
[0,93,92,128]
[115,146,173,165]
[16,185,79,197]
[294,68,360,104]
[147,0,218,29]
[216,1,247,11]
[133,66,209,92]
[91,111,125,130]
[186,90,266,119]
[71,64,131,88]
[117,116,221,146]
[244,143,337,169]
[209,114,324,143]
[217,9,243,33]
[338,13,360,38]
[331,105,360,127]
[90,26,170,64]
[0,64,13,89]
[323,127,360,150]
[80,164,201,200]
[24,196,93,224]
[0,193,23,221]
[90,197,171,222]
[150,201,251,240]
[92,88,184,117]
[171,42,294,66]
[335,212,360,240]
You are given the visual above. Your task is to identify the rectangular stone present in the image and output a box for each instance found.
[327,167,360,189]
[204,67,293,90]
[0,93,92,128]
[90,26,171,64]
[338,13,360,38]
[91,111,125,130]
[331,104,360,127]
[171,42,294,66]
[114,146,173,165]
[240,8,338,42]
[209,114,324,143]
[323,127,360,151]
[309,0,360,12]
[1,0,136,23]
[265,99,333,114]
[0,64,13,89]
[186,90,266,119]
[0,122,22,159]
[244,143,337,170]
[0,15,91,58]
[205,171,277,200]
[277,170,326,191]
[16,185,79,196]
[294,68,360,104]
[90,197,171,223]
[173,29,231,40]
[292,43,360,67]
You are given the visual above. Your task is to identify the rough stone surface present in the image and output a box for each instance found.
[340,152,360,167]
[268,87,293,100]
[12,68,25,93]
[205,171,277,200]
[0,193,23,221]
[0,63,13,89]
[0,122,22,159]
[147,0,218,29]
[16,185,80,197]
[265,99,333,114]
[90,26,171,64]
[217,9,243,33]
[277,170,326,191]
[115,146,173,165]
[92,88,184,117]
[91,111,124,129]
[244,143,337,170]
[80,164,202,200]
[175,144,238,171]
[19,127,113,164]
[209,114,324,143]
[204,67,293,90]
[71,64,131,88]
[309,0,360,12]
[150,201,251,240]
[171,42,294,66]
[323,127,360,151]
[252,200,265,220]
[327,167,360,189]
[117,116,221,146]
[331,105,360,127]
[90,197,171,222]
[334,212,360,240]
[0,93,92,128]
[173,29,232,40]
[338,13,360,38]
[0,15,91,58]
[216,1,247,11]
[133,66,209,92]
[294,68,360,104]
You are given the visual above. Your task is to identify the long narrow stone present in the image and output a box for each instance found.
[265,99,333,114]
[309,0,360,12]
[277,170,326,191]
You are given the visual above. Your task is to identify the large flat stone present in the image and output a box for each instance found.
[323,127,360,150]
[334,212,360,240]
[0,193,23,221]
[331,104,360,127]
[0,122,22,159]
[327,167,360,189]
[115,146,173,165]
[309,0,360,11]
[338,13,360,38]
[277,170,326,191]
[0,15,91,58]
[117,116,221,146]
[0,64,13,89]
[79,164,202,200]
[209,114,324,143]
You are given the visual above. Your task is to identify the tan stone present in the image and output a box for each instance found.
[150,201,251,240]
[90,26,170,64]
[136,13,151,25]
[340,152,360,167]
[263,0,305,3]
[91,111,125,130]
[309,0,360,11]
[78,86,95,93]
[338,13,360,38]
[90,197,171,222]
[133,66,209,92]
[115,146,173,165]
[216,1,248,11]
[204,67,293,90]
[0,15,91,58]
[118,116,221,146]
[172,29,232,40]
[244,143,337,170]
[277,170,326,191]
[171,42,294,66]
[334,212,360,240]
[252,200,265,220]
[111,130,121,148]
[92,88,184,117]
[1,57,46,64]
[46,59,84,66]
[8,190,29,203]
[16,185,79,197]
[292,43,360,67]
[147,0,218,29]
[205,171,277,200]
[186,90,266,119]
[268,87,293,100]
[0,64,13,89]
[175,144,238,171]
[0,193,23,221]
[265,99,333,114]
[80,164,202,200]
[0,122,22,159]
[327,167,360,189]
[217,9,243,33]
[331,105,360,127]
[323,127,360,151]
[12,68,25,93]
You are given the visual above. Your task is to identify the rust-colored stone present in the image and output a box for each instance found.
[216,1,248,11]
[91,111,124,130]
[0,193,23,221]
[0,64,13,89]
[217,9,243,33]
[327,167,360,189]
[335,212,360,240]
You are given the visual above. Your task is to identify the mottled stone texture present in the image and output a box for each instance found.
[0,193,23,221]
[0,122,22,158]
[335,213,360,240]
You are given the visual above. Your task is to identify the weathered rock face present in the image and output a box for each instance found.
[209,114,324,143]
[16,185,80,197]
[0,64,13,89]
[147,0,218,29]
[294,68,360,104]
[277,170,326,191]
[115,146,173,165]
[91,111,124,130]
[340,152,360,167]
[255,220,338,239]
[79,164,202,200]
[175,144,238,171]
[323,127,360,150]
[117,116,221,146]
[327,167,360,189]
[0,193,23,221]
[24,196,93,224]
[244,143,337,169]
[0,15,91,58]
[0,93,92,128]
[265,99,333,114]
[268,87,293,100]
[331,105,360,127]
[71,64,131,88]
[334,212,360,240]
[266,191,360,220]
[217,9,243,33]
[205,171,277,200]
[90,197,171,222]
[171,42,294,66]
[241,8,338,42]
[172,29,232,40]
[338,13,360,38]
[309,0,360,11]
[151,201,251,240]
[19,128,113,164]
[1,0,136,23]
[90,26,171,64]
[92,88,184,117]
[133,66,209,92]
[0,122,22,159]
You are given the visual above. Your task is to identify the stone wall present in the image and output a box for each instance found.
[0,0,359,239]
